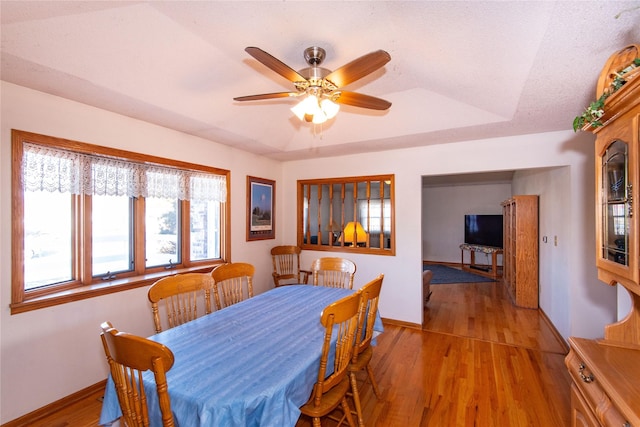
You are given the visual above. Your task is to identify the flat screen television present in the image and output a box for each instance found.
[464,214,503,248]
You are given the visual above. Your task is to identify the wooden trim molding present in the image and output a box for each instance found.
[297,174,395,255]
[2,380,106,427]
[10,129,232,313]
[382,317,422,330]
[10,264,219,315]
[540,307,570,354]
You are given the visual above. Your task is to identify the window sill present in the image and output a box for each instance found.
[10,264,218,315]
[299,244,395,256]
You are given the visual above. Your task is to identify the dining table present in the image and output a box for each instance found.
[99,284,383,427]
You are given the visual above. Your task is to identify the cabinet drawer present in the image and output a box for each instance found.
[571,384,601,427]
[566,350,629,427]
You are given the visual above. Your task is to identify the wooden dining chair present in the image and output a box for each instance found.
[211,262,255,310]
[147,272,214,333]
[349,274,384,426]
[100,321,175,427]
[300,292,360,427]
[270,245,311,286]
[311,257,356,289]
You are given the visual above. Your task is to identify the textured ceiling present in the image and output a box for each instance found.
[2,1,640,161]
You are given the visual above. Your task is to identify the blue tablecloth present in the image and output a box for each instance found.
[100,285,383,427]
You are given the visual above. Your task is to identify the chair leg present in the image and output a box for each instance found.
[366,363,381,399]
[341,396,357,427]
[312,417,322,427]
[349,371,365,427]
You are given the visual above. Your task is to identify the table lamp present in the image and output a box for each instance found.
[326,220,342,243]
[343,221,367,246]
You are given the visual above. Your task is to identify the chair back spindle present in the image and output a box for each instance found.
[349,274,385,426]
[354,274,384,358]
[148,272,213,333]
[311,257,356,289]
[100,321,175,427]
[299,292,360,426]
[211,262,255,310]
[271,245,310,286]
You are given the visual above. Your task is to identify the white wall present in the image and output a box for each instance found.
[512,165,615,340]
[422,182,512,263]
[512,167,573,338]
[282,130,616,341]
[420,165,611,341]
[0,82,283,423]
[0,81,619,423]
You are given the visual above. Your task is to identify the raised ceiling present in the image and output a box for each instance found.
[2,1,639,161]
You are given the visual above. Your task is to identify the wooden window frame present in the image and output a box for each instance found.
[11,130,231,314]
[297,175,395,255]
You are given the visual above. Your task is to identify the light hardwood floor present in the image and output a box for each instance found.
[16,275,571,427]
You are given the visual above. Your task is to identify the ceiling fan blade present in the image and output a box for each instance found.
[244,47,307,83]
[234,92,300,102]
[334,91,391,110]
[324,50,391,88]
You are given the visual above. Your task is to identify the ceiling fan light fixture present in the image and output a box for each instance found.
[238,46,391,128]
[291,101,306,121]
[291,94,326,121]
[291,94,339,124]
[291,95,317,120]
[320,98,340,119]
[312,110,328,124]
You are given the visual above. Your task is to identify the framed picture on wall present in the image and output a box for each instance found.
[247,176,275,241]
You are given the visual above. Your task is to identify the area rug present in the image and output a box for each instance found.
[423,264,495,284]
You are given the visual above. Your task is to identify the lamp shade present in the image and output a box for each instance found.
[326,220,342,233]
[343,221,367,244]
[320,99,340,119]
[291,95,339,124]
[291,95,320,121]
[312,110,327,124]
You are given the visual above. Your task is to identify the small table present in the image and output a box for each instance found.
[459,243,503,279]
[100,285,383,427]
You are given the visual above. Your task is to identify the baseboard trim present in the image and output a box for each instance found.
[2,380,106,427]
[539,307,570,354]
[382,317,422,330]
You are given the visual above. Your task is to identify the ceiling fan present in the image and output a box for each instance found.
[233,46,392,124]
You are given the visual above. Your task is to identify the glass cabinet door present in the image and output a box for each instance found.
[601,139,629,266]
[594,112,639,289]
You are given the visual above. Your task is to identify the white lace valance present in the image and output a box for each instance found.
[22,143,227,202]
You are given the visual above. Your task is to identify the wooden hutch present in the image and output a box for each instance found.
[565,45,640,427]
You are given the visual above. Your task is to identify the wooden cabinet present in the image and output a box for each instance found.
[570,384,600,427]
[566,338,637,427]
[593,52,640,293]
[501,195,539,308]
[567,44,640,427]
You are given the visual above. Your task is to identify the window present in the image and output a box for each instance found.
[92,194,133,276]
[611,203,626,236]
[23,190,74,289]
[11,130,230,313]
[359,199,391,235]
[297,175,395,255]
